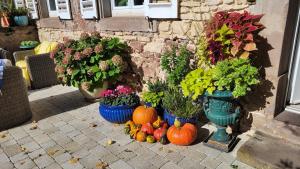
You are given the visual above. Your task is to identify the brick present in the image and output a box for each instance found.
[110,160,133,169]
[206,0,222,6]
[10,152,28,163]
[45,163,63,169]
[14,158,37,169]
[3,144,22,157]
[28,148,46,159]
[117,150,137,162]
[34,155,55,168]
[0,152,10,162]
[165,152,185,164]
[160,162,182,169]
[201,156,223,169]
[178,157,205,169]
[54,152,72,164]
[22,142,40,153]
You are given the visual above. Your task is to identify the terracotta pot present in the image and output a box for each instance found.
[79,81,108,102]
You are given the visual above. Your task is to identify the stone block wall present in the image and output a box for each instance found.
[37,0,249,84]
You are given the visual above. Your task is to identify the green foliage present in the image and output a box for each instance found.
[11,7,28,16]
[161,45,192,87]
[181,58,260,99]
[215,24,234,55]
[141,91,164,107]
[100,93,140,106]
[52,32,130,91]
[212,58,260,98]
[147,79,168,93]
[20,40,39,47]
[181,68,215,100]
[162,87,201,118]
[196,36,210,69]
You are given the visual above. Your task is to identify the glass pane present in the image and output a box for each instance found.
[49,0,56,11]
[115,0,128,7]
[134,0,144,5]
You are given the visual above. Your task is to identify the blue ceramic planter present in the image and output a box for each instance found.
[163,109,198,126]
[14,16,28,26]
[99,104,136,123]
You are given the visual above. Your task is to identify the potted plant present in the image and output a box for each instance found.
[11,7,28,26]
[51,32,130,101]
[99,85,140,123]
[0,2,11,27]
[141,79,167,116]
[162,87,201,126]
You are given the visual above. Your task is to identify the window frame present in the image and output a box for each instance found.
[110,0,145,16]
[46,0,58,17]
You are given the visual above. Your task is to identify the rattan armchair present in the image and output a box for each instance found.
[0,66,32,130]
[0,48,9,59]
[13,50,58,89]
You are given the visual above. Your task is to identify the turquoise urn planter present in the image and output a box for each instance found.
[204,90,240,143]
[14,16,28,26]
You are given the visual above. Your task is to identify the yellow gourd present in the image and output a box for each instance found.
[153,116,163,129]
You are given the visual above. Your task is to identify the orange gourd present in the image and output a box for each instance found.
[167,119,197,146]
[136,131,146,142]
[133,106,158,125]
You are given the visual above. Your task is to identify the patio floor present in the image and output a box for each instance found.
[0,85,254,169]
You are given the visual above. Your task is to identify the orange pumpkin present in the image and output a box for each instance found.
[133,106,158,125]
[167,119,197,146]
[136,131,146,142]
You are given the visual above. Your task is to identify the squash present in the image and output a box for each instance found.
[146,135,156,143]
[129,125,140,139]
[153,116,163,128]
[141,123,154,135]
[136,131,146,142]
[167,119,197,146]
[153,125,168,141]
[133,106,158,125]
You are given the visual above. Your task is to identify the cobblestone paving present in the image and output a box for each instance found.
[0,85,254,169]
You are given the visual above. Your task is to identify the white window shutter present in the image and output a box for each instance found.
[55,0,72,19]
[80,0,98,19]
[25,0,39,19]
[14,0,26,8]
[144,0,178,19]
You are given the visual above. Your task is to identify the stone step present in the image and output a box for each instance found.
[237,131,300,169]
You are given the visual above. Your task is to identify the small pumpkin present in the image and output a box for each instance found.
[136,131,147,142]
[129,125,140,139]
[146,135,156,143]
[141,123,154,135]
[167,119,197,146]
[153,124,168,141]
[133,106,158,125]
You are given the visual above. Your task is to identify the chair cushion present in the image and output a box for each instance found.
[15,60,31,87]
[34,41,58,55]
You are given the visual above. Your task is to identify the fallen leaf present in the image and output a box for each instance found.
[0,133,6,138]
[96,162,108,169]
[90,123,97,127]
[47,149,59,156]
[107,139,114,145]
[167,149,173,153]
[21,147,27,152]
[113,124,120,127]
[124,149,132,152]
[159,147,163,151]
[68,157,79,164]
[20,161,26,165]
[30,124,37,130]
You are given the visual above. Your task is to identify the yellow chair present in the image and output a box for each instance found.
[14,41,58,88]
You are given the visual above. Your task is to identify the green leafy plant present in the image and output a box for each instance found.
[161,45,192,87]
[162,87,201,118]
[141,79,167,107]
[11,7,28,16]
[51,32,130,91]
[212,58,260,98]
[181,68,215,100]
[181,58,260,99]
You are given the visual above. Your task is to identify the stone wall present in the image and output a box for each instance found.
[37,0,249,84]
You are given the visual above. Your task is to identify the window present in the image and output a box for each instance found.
[47,0,57,17]
[111,0,145,16]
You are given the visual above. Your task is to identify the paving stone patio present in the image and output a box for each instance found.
[0,85,254,169]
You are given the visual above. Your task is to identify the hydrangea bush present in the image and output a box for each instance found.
[51,32,130,91]
[99,85,140,106]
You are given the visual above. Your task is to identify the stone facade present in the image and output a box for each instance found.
[37,0,249,85]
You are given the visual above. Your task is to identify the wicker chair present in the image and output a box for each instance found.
[13,50,58,89]
[0,66,32,130]
[0,48,9,59]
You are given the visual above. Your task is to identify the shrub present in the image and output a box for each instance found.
[51,32,130,91]
[141,80,167,107]
[162,87,201,118]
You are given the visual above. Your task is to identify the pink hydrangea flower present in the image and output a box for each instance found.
[74,52,82,61]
